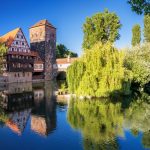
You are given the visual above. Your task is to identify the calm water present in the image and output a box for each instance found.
[0,82,149,150]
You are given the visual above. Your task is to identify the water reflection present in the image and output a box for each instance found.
[31,82,56,136]
[0,82,150,150]
[0,82,56,136]
[67,94,150,150]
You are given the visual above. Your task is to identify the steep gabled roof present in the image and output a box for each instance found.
[6,120,21,135]
[0,28,20,47]
[30,19,56,29]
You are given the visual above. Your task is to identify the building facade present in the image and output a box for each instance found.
[30,20,57,80]
[0,20,57,83]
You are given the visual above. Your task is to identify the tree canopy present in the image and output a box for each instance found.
[128,0,150,15]
[124,43,150,87]
[82,9,121,50]
[144,14,150,42]
[67,42,131,97]
[132,24,141,46]
[56,44,78,58]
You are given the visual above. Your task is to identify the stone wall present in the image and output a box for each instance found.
[7,72,32,83]
[30,22,57,80]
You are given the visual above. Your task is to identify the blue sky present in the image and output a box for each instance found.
[0,0,144,55]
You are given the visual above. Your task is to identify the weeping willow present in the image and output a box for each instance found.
[67,42,132,97]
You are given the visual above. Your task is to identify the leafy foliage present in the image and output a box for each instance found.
[67,60,85,93]
[0,44,7,74]
[132,24,141,46]
[144,14,150,42]
[128,0,150,15]
[124,43,150,87]
[56,44,78,58]
[67,42,131,97]
[82,9,121,50]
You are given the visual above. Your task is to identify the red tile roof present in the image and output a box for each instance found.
[56,58,78,64]
[30,19,56,29]
[0,28,20,47]
[6,120,21,135]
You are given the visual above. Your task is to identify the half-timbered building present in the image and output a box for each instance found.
[0,19,56,83]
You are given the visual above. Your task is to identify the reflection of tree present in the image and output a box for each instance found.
[0,108,8,125]
[67,98,124,150]
[142,132,150,149]
[125,93,150,132]
[124,93,150,149]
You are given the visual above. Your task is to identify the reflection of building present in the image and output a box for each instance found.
[31,115,49,136]
[6,109,31,135]
[0,83,34,135]
[31,82,56,136]
[0,82,57,136]
[0,83,33,110]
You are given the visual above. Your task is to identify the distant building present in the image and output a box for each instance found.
[56,57,78,71]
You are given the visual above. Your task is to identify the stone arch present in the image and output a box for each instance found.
[57,71,66,80]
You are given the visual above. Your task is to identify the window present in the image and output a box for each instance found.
[17,35,19,38]
[22,42,24,45]
[16,41,18,45]
[23,72,25,77]
[12,48,14,51]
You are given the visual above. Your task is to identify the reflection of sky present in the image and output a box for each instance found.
[117,130,149,150]
[0,107,149,150]
[0,107,83,150]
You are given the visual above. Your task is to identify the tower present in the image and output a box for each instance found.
[29,19,56,80]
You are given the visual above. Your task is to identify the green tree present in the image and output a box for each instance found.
[128,0,150,15]
[132,24,141,46]
[144,14,150,42]
[0,44,7,74]
[67,60,85,93]
[67,42,132,97]
[124,43,150,87]
[82,9,121,50]
[56,44,78,58]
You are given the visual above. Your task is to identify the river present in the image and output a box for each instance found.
[0,82,149,150]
